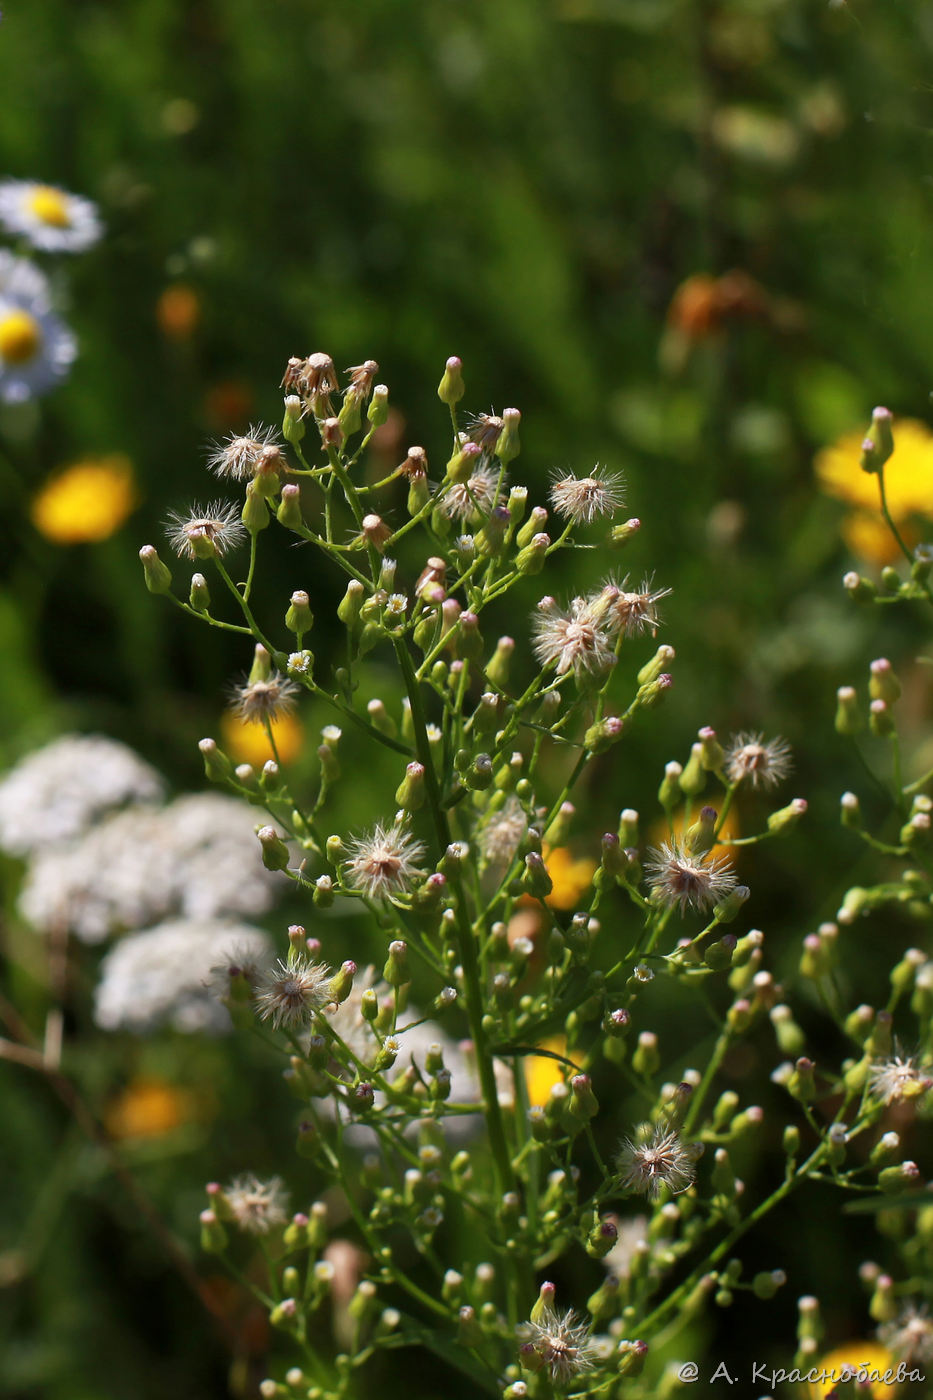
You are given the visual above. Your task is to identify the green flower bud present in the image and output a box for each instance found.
[786,1056,816,1102]
[711,1148,735,1197]
[869,698,895,738]
[679,743,706,797]
[199,737,233,784]
[139,544,173,595]
[395,761,426,811]
[242,479,270,534]
[256,825,290,871]
[752,1270,786,1301]
[632,1031,660,1077]
[869,657,901,705]
[497,406,521,464]
[368,384,389,426]
[329,960,356,1003]
[771,1004,805,1056]
[282,394,305,444]
[685,805,718,856]
[285,590,313,636]
[584,715,624,753]
[437,356,465,407]
[522,851,552,899]
[835,685,862,735]
[277,483,304,532]
[783,1123,800,1158]
[189,572,210,613]
[445,441,480,485]
[586,1216,618,1259]
[768,798,807,834]
[637,644,676,688]
[516,506,548,549]
[514,532,550,574]
[860,406,894,472]
[712,885,750,924]
[383,940,410,988]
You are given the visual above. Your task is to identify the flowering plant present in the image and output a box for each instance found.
[5,367,932,1397]
[131,372,933,1396]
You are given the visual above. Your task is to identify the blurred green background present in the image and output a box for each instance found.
[2,0,933,1395]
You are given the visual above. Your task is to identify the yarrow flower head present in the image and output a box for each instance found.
[868,1049,933,1106]
[166,500,246,560]
[617,1125,697,1199]
[0,249,76,403]
[439,461,501,522]
[255,954,333,1030]
[532,588,618,680]
[207,425,282,481]
[607,575,672,638]
[879,1303,933,1365]
[645,839,736,913]
[549,465,625,524]
[230,672,300,726]
[724,732,792,789]
[0,179,102,252]
[521,1288,598,1386]
[223,1173,289,1235]
[345,820,425,899]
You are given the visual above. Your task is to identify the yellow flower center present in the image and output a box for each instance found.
[27,185,71,228]
[0,309,42,365]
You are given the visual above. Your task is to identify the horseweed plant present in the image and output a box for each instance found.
[139,375,933,1397]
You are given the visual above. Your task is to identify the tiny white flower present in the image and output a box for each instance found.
[0,180,102,252]
[879,1303,933,1365]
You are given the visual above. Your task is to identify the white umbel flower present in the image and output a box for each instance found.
[0,180,102,252]
[93,918,273,1034]
[617,1126,697,1199]
[0,250,76,403]
[20,792,283,941]
[0,733,163,856]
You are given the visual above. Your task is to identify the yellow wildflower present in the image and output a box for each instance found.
[105,1076,193,1140]
[220,709,304,765]
[809,1341,899,1398]
[543,846,597,911]
[841,509,916,568]
[814,420,933,521]
[524,1036,570,1108]
[31,454,136,543]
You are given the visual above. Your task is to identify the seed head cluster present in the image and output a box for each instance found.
[255,954,333,1030]
[724,732,792,789]
[345,821,425,899]
[645,839,736,913]
[224,1173,289,1235]
[617,1126,697,1199]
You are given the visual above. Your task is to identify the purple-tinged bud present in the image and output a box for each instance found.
[516,505,548,549]
[610,517,641,546]
[256,825,290,871]
[437,356,465,407]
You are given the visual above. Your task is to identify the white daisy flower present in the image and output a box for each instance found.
[0,252,76,402]
[0,180,102,253]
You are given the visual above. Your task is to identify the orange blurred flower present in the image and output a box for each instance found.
[105,1076,193,1140]
[203,379,256,429]
[31,454,136,543]
[156,283,201,339]
[220,709,304,765]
